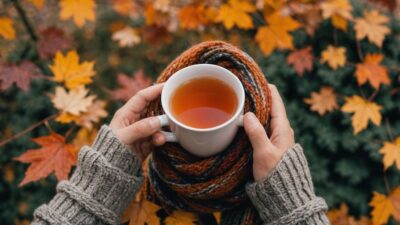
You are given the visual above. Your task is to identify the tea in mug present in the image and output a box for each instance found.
[170,77,238,129]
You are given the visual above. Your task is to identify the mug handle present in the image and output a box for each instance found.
[157,114,178,142]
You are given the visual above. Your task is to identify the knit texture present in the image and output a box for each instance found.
[30,125,144,225]
[145,41,272,225]
[246,144,329,225]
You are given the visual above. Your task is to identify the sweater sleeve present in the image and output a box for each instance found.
[246,144,330,225]
[30,125,144,225]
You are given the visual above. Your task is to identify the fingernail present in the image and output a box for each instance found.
[150,117,160,130]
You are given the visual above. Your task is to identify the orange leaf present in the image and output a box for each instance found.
[0,17,16,40]
[256,13,301,56]
[111,0,137,17]
[354,10,390,48]
[110,69,152,102]
[327,203,355,225]
[379,137,400,170]
[304,87,338,116]
[28,0,45,10]
[287,46,314,76]
[59,0,96,27]
[341,95,382,134]
[321,45,346,70]
[14,133,77,186]
[320,0,353,31]
[72,127,98,151]
[178,5,209,30]
[369,188,400,225]
[121,197,161,225]
[355,54,390,89]
[215,0,256,30]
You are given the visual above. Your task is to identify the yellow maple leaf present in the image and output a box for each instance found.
[354,10,390,48]
[321,45,346,70]
[255,13,301,56]
[341,95,382,134]
[121,197,161,225]
[355,54,390,90]
[112,26,141,48]
[215,0,256,30]
[0,17,16,40]
[50,50,95,90]
[51,86,95,116]
[56,100,108,130]
[370,188,400,225]
[28,0,45,10]
[165,211,197,225]
[59,0,96,27]
[379,137,400,170]
[72,127,98,151]
[320,0,353,31]
[304,87,338,116]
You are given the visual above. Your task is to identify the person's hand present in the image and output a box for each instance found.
[109,84,166,162]
[244,84,295,182]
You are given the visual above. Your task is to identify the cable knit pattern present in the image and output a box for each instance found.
[30,125,144,225]
[246,144,330,225]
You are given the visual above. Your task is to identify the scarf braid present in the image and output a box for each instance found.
[145,41,271,225]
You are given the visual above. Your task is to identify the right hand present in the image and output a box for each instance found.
[109,84,167,162]
[243,84,295,182]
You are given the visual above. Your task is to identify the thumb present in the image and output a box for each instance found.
[116,116,161,145]
[244,112,274,152]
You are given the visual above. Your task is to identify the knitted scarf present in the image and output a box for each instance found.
[145,41,271,225]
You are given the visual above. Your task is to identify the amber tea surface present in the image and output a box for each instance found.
[170,77,238,129]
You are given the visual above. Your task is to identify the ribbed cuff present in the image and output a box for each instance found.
[246,144,329,225]
[32,125,144,225]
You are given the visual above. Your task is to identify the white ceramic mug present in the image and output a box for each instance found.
[157,64,245,157]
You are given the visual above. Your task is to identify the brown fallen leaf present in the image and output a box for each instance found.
[110,70,152,102]
[0,61,40,92]
[37,27,71,60]
[287,46,314,76]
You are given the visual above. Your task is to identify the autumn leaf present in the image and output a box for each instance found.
[369,187,400,225]
[59,0,96,27]
[51,86,95,116]
[178,5,209,30]
[355,54,390,89]
[304,87,338,116]
[215,0,256,30]
[320,0,353,31]
[321,45,346,70]
[121,197,161,225]
[50,50,95,89]
[110,70,152,102]
[327,203,356,225]
[14,133,77,186]
[287,46,314,76]
[56,100,108,130]
[72,127,98,151]
[165,211,197,225]
[37,27,71,60]
[111,0,137,18]
[341,95,382,134]
[288,3,322,36]
[144,3,170,27]
[28,0,45,10]
[354,10,390,48]
[112,26,141,48]
[379,137,400,170]
[142,25,173,46]
[256,13,301,56]
[0,17,16,40]
[0,61,40,92]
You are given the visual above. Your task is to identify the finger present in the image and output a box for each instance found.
[119,83,164,123]
[152,132,166,146]
[244,112,274,152]
[117,116,161,145]
[268,84,291,131]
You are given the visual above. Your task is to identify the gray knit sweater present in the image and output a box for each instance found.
[30,125,330,225]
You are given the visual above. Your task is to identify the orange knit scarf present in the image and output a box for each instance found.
[145,41,271,225]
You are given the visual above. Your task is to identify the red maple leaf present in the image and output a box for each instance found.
[110,69,153,102]
[37,27,71,60]
[287,46,314,76]
[0,61,40,92]
[14,133,77,186]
